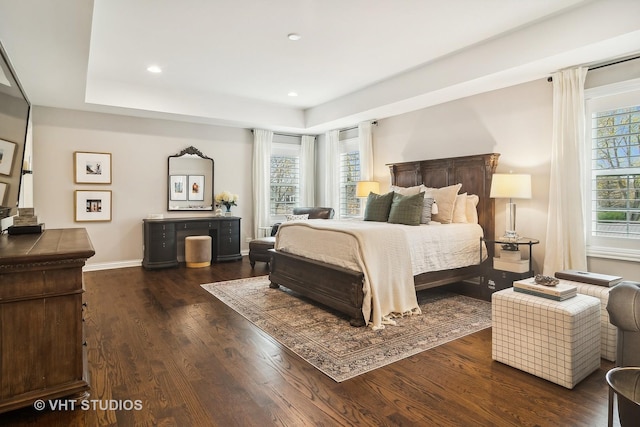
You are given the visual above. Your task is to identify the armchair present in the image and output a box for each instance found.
[606,281,640,427]
[249,207,335,267]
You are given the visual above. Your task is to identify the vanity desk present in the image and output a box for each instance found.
[142,216,241,269]
[0,228,94,413]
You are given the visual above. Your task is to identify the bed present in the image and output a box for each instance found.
[268,153,500,327]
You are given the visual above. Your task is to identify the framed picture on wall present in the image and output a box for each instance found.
[0,139,17,176]
[75,190,112,222]
[74,151,112,184]
[188,175,204,201]
[0,182,7,204]
[170,175,187,201]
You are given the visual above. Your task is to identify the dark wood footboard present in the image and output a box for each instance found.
[268,249,366,326]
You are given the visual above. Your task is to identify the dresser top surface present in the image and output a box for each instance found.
[0,228,95,265]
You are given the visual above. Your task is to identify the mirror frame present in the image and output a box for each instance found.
[0,41,30,218]
[167,146,214,211]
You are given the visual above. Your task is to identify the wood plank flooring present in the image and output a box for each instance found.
[0,258,620,426]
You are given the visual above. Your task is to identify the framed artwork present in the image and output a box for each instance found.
[75,190,112,222]
[0,182,7,205]
[0,139,17,176]
[170,175,187,201]
[74,151,112,184]
[188,175,205,201]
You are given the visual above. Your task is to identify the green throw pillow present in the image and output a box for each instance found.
[388,192,425,226]
[364,191,394,222]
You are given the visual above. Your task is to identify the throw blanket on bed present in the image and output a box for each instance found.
[276,220,421,330]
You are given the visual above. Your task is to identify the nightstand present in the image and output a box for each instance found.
[480,237,539,300]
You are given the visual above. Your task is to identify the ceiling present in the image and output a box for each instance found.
[1,0,640,133]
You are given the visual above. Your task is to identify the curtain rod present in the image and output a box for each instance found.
[547,54,640,82]
[251,120,378,136]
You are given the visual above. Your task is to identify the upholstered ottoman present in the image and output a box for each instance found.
[559,280,617,361]
[249,236,275,267]
[185,235,212,268]
[492,288,601,389]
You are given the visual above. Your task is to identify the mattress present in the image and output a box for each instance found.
[275,219,487,276]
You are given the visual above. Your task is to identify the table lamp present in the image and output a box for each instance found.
[490,173,531,240]
[356,181,380,198]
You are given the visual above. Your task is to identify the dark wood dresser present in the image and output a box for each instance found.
[0,228,95,413]
[142,216,242,269]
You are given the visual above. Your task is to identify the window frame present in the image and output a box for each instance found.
[339,135,361,218]
[584,79,640,262]
[270,141,301,222]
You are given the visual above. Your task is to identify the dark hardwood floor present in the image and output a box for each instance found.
[1,257,619,426]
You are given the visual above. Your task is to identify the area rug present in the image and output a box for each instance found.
[201,276,491,382]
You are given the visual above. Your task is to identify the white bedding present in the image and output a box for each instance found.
[275,219,486,276]
[275,219,487,329]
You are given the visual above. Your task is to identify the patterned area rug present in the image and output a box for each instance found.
[201,276,491,382]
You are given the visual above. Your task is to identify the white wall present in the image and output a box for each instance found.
[32,107,253,268]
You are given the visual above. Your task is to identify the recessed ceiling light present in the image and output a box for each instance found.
[147,65,162,73]
[287,33,301,41]
[288,92,298,97]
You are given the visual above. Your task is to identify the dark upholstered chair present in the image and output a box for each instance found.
[606,281,640,426]
[248,207,335,267]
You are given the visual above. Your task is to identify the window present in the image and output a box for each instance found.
[585,83,640,259]
[270,142,300,217]
[339,135,361,218]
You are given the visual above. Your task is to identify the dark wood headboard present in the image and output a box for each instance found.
[386,153,500,244]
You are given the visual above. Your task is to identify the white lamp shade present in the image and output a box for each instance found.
[356,181,380,197]
[490,174,532,199]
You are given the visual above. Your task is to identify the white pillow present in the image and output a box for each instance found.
[390,185,422,196]
[285,213,309,221]
[421,183,462,224]
[452,193,468,223]
[466,194,479,224]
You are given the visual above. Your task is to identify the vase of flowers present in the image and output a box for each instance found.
[215,191,238,216]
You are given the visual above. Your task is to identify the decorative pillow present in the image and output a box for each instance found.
[420,197,436,224]
[388,192,425,226]
[452,193,468,223]
[390,184,422,196]
[466,194,479,224]
[421,183,462,224]
[285,213,309,221]
[364,191,394,222]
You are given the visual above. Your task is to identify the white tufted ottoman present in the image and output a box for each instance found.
[492,288,601,389]
[185,235,212,268]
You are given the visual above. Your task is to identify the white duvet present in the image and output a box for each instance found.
[275,219,487,329]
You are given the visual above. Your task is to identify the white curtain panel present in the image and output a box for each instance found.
[252,129,273,239]
[324,129,341,219]
[542,67,588,275]
[358,121,374,181]
[300,135,316,207]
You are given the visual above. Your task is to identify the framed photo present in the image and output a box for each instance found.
[75,190,112,222]
[74,151,112,184]
[0,182,7,205]
[188,175,205,201]
[170,175,187,201]
[0,139,17,176]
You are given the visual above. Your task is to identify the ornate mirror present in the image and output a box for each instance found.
[168,146,214,211]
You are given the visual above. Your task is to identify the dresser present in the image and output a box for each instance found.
[0,228,95,413]
[142,216,241,269]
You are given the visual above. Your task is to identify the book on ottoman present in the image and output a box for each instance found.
[555,270,623,287]
[514,277,577,301]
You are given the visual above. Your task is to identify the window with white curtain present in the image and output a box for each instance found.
[339,135,361,218]
[270,139,300,219]
[585,82,640,259]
